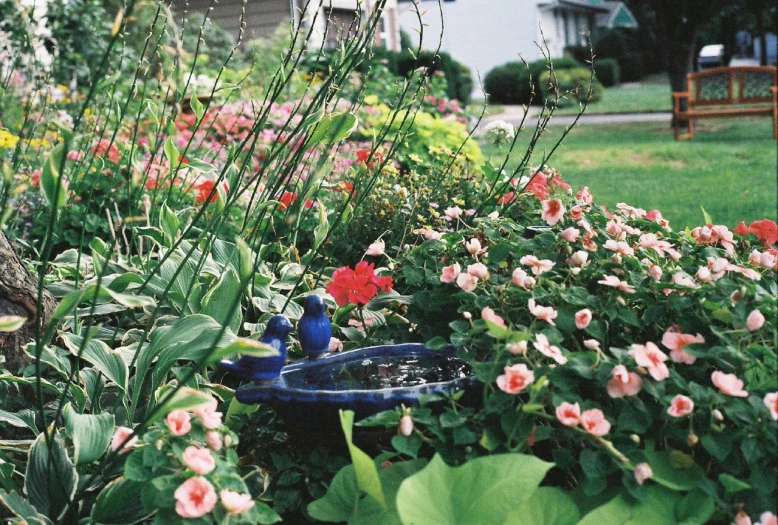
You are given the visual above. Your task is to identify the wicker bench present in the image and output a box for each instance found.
[672,66,777,140]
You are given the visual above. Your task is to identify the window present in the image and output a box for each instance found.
[325,8,358,48]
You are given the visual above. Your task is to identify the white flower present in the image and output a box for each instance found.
[483,120,515,145]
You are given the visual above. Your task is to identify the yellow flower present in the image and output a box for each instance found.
[0,130,20,149]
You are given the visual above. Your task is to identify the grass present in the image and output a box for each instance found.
[480,116,777,230]
[554,73,672,115]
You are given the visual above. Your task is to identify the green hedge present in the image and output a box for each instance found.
[484,57,598,105]
[539,68,603,107]
[595,58,620,87]
[592,28,645,82]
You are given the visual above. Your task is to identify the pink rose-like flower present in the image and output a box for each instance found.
[562,227,580,242]
[467,262,490,279]
[648,263,663,281]
[746,309,765,332]
[444,206,463,219]
[193,398,223,430]
[576,186,593,204]
[555,402,580,426]
[528,298,558,326]
[519,255,555,275]
[667,394,694,417]
[206,431,223,451]
[398,415,414,436]
[66,150,83,161]
[541,199,565,226]
[511,268,536,290]
[110,426,137,454]
[696,266,712,282]
[575,309,592,329]
[735,510,753,525]
[598,275,636,294]
[711,371,748,397]
[579,409,610,436]
[764,392,778,420]
[174,477,217,518]
[606,365,643,398]
[220,490,255,515]
[456,272,479,292]
[465,238,484,255]
[757,512,777,525]
[166,410,192,436]
[496,364,535,394]
[365,240,385,256]
[328,337,344,352]
[569,205,583,220]
[182,446,216,475]
[506,341,528,355]
[440,262,461,283]
[533,333,567,364]
[662,329,704,365]
[584,339,600,350]
[570,251,589,267]
[481,307,507,329]
[633,463,653,485]
[629,343,669,381]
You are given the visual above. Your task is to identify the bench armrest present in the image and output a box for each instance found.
[672,91,690,113]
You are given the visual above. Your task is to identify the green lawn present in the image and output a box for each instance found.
[555,73,672,115]
[481,116,777,230]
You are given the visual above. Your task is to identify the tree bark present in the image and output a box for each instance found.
[0,231,56,371]
[755,0,767,65]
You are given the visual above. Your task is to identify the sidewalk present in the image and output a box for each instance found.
[479,105,671,129]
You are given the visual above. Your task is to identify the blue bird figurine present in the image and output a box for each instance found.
[298,294,332,359]
[220,315,293,382]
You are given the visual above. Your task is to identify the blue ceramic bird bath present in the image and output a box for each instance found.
[234,343,475,430]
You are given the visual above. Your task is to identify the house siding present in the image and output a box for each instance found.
[171,0,292,41]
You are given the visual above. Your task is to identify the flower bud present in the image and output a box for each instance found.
[224,434,234,448]
[463,311,472,320]
[506,341,528,355]
[616,296,626,306]
[398,415,413,437]
[712,409,724,422]
[629,434,640,444]
[155,439,164,451]
[687,433,699,447]
[633,463,653,485]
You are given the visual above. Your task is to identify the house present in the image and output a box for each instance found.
[171,0,401,51]
[397,0,637,93]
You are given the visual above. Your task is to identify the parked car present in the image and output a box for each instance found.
[697,44,726,70]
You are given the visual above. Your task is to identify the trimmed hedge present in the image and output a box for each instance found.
[539,68,603,107]
[595,58,620,87]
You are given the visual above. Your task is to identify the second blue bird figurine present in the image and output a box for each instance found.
[220,314,293,382]
[298,294,332,359]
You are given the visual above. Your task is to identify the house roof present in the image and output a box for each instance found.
[597,1,639,28]
[538,0,610,14]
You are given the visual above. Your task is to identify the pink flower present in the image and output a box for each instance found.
[576,186,593,204]
[555,402,580,426]
[166,410,192,436]
[181,446,216,475]
[575,309,592,329]
[584,339,600,350]
[174,477,217,518]
[528,298,558,326]
[736,510,753,525]
[465,238,485,255]
[629,343,669,381]
[746,309,765,332]
[206,431,223,451]
[456,272,479,292]
[444,206,463,219]
[66,150,83,161]
[481,307,507,329]
[757,512,777,525]
[598,275,636,294]
[519,255,555,275]
[506,341,528,355]
[398,415,414,436]
[648,263,663,281]
[220,490,255,515]
[569,205,583,220]
[110,426,137,454]
[366,240,385,256]
[570,251,589,267]
[579,408,610,436]
[764,392,778,420]
[440,263,461,283]
[496,364,535,394]
[671,272,699,289]
[633,463,653,485]
[328,337,344,352]
[511,268,535,290]
[533,333,567,364]
[606,365,643,398]
[193,398,223,430]
[696,266,712,282]
[467,262,490,279]
[541,199,565,226]
[662,329,704,365]
[562,227,580,242]
[711,371,748,397]
[603,239,635,256]
[667,395,694,417]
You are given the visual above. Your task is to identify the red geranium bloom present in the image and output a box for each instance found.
[334,181,354,193]
[733,221,749,235]
[355,149,383,168]
[193,179,227,204]
[278,191,297,210]
[326,261,393,307]
[497,192,515,205]
[748,219,778,246]
[91,139,120,164]
[525,172,549,200]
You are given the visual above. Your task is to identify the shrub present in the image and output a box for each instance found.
[181,13,238,70]
[539,67,603,107]
[593,27,645,82]
[395,50,474,104]
[595,58,620,87]
[484,61,532,105]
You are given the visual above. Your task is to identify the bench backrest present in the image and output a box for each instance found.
[687,66,777,106]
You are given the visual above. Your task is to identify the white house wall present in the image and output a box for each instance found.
[399,0,554,96]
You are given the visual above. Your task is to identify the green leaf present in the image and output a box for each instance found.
[425,336,448,350]
[154,387,215,417]
[201,268,242,333]
[700,207,713,225]
[0,315,26,332]
[396,453,553,524]
[189,94,205,121]
[39,142,68,212]
[61,333,128,392]
[504,487,580,525]
[308,112,359,146]
[91,477,150,524]
[163,137,180,172]
[25,433,77,521]
[339,410,385,508]
[63,404,114,466]
[718,473,751,495]
[0,489,50,524]
[159,202,180,245]
[578,492,634,525]
[235,236,253,284]
[313,203,329,252]
[484,318,509,339]
[206,338,279,364]
[675,489,715,524]
[643,449,704,491]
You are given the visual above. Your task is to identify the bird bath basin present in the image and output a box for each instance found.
[234,343,475,430]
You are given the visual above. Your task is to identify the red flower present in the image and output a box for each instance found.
[326,261,393,307]
[91,139,120,163]
[193,179,226,203]
[497,192,515,205]
[334,181,354,193]
[525,172,549,200]
[748,219,778,246]
[355,149,383,168]
[278,191,297,210]
[733,221,749,235]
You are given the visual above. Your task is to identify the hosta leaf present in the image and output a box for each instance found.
[0,315,26,332]
[63,404,114,466]
[61,333,128,392]
[91,477,151,524]
[24,433,77,521]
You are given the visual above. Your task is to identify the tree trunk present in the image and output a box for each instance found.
[755,0,767,65]
[659,7,698,127]
[0,231,56,371]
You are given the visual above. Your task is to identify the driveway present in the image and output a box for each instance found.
[479,105,672,129]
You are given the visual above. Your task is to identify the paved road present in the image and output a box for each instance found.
[479,106,672,129]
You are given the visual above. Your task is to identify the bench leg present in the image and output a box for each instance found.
[674,116,693,140]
